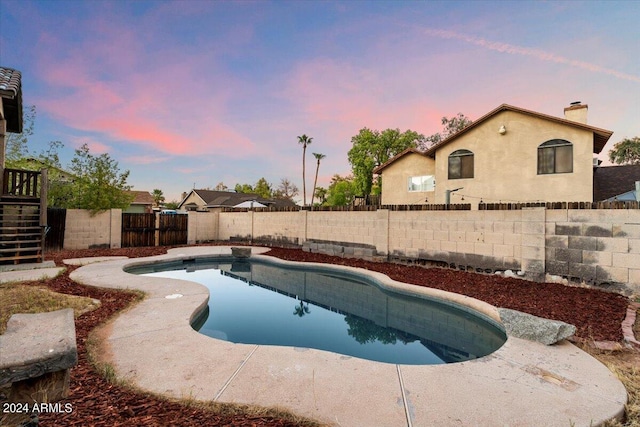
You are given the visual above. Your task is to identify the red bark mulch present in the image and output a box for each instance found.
[3,245,632,426]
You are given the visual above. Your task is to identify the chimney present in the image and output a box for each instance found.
[564,101,588,124]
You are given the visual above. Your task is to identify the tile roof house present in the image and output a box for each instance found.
[593,164,640,201]
[178,189,297,211]
[374,103,614,207]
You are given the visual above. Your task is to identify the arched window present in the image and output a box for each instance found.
[448,149,474,179]
[538,139,573,174]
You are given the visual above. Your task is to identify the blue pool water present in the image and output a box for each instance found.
[132,258,506,365]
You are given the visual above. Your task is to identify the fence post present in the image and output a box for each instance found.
[374,208,390,257]
[187,211,197,244]
[520,207,546,281]
[154,212,160,246]
[298,210,308,245]
[110,209,122,248]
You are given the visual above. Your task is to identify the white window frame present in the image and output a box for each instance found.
[408,175,435,192]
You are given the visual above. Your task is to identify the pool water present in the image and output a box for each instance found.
[137,258,506,365]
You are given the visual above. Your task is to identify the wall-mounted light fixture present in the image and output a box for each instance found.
[445,187,463,205]
[498,125,507,135]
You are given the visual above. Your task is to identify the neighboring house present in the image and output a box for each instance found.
[13,157,77,183]
[178,189,297,211]
[374,103,613,207]
[124,190,155,213]
[593,164,640,202]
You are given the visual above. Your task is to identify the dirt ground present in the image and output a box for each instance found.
[2,245,638,427]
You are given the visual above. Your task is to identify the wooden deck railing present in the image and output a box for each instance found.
[2,168,42,198]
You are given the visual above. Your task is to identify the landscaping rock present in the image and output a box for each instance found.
[231,247,251,258]
[0,308,78,402]
[498,308,576,345]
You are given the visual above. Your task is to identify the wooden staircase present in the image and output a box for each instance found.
[0,169,47,265]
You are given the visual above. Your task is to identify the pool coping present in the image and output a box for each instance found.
[70,246,627,427]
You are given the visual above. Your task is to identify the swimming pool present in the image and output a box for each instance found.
[131,257,506,365]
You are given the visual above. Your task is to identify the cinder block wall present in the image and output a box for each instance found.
[306,211,378,247]
[218,211,253,241]
[59,207,639,293]
[215,207,638,294]
[187,211,219,244]
[63,209,121,249]
[545,209,640,290]
[252,211,306,245]
[387,209,524,270]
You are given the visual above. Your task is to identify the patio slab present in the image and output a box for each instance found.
[71,246,627,427]
[0,266,65,284]
[63,256,129,266]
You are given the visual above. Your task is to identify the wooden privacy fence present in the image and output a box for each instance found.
[479,201,640,210]
[159,213,188,246]
[44,208,66,251]
[121,213,188,247]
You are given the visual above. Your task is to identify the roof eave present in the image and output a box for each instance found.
[424,104,613,156]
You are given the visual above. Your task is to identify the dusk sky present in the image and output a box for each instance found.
[1,0,638,204]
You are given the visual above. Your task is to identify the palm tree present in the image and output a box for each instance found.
[151,189,165,208]
[293,300,311,317]
[297,134,313,206]
[311,153,326,206]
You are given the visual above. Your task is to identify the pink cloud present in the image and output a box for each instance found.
[421,28,640,83]
[33,16,257,159]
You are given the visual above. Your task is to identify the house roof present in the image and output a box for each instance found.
[234,200,268,208]
[373,147,430,174]
[126,191,155,205]
[181,189,297,209]
[0,66,23,133]
[593,165,640,201]
[423,104,613,157]
[20,158,77,179]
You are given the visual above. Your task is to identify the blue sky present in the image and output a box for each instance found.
[1,0,638,203]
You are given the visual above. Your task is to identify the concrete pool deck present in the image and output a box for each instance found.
[68,246,627,427]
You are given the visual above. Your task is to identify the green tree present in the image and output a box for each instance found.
[325,175,355,206]
[253,177,273,199]
[234,183,254,193]
[609,137,640,165]
[418,113,472,150]
[314,186,327,205]
[152,189,165,207]
[5,104,36,164]
[311,153,326,206]
[67,143,133,212]
[165,200,180,209]
[273,177,299,202]
[214,182,228,191]
[348,128,424,196]
[297,134,313,206]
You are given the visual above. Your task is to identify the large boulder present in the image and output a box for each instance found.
[231,247,252,258]
[498,308,576,345]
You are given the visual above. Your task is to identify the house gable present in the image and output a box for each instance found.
[432,108,601,205]
[377,103,614,207]
[178,190,208,210]
[375,149,436,205]
[424,104,612,157]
